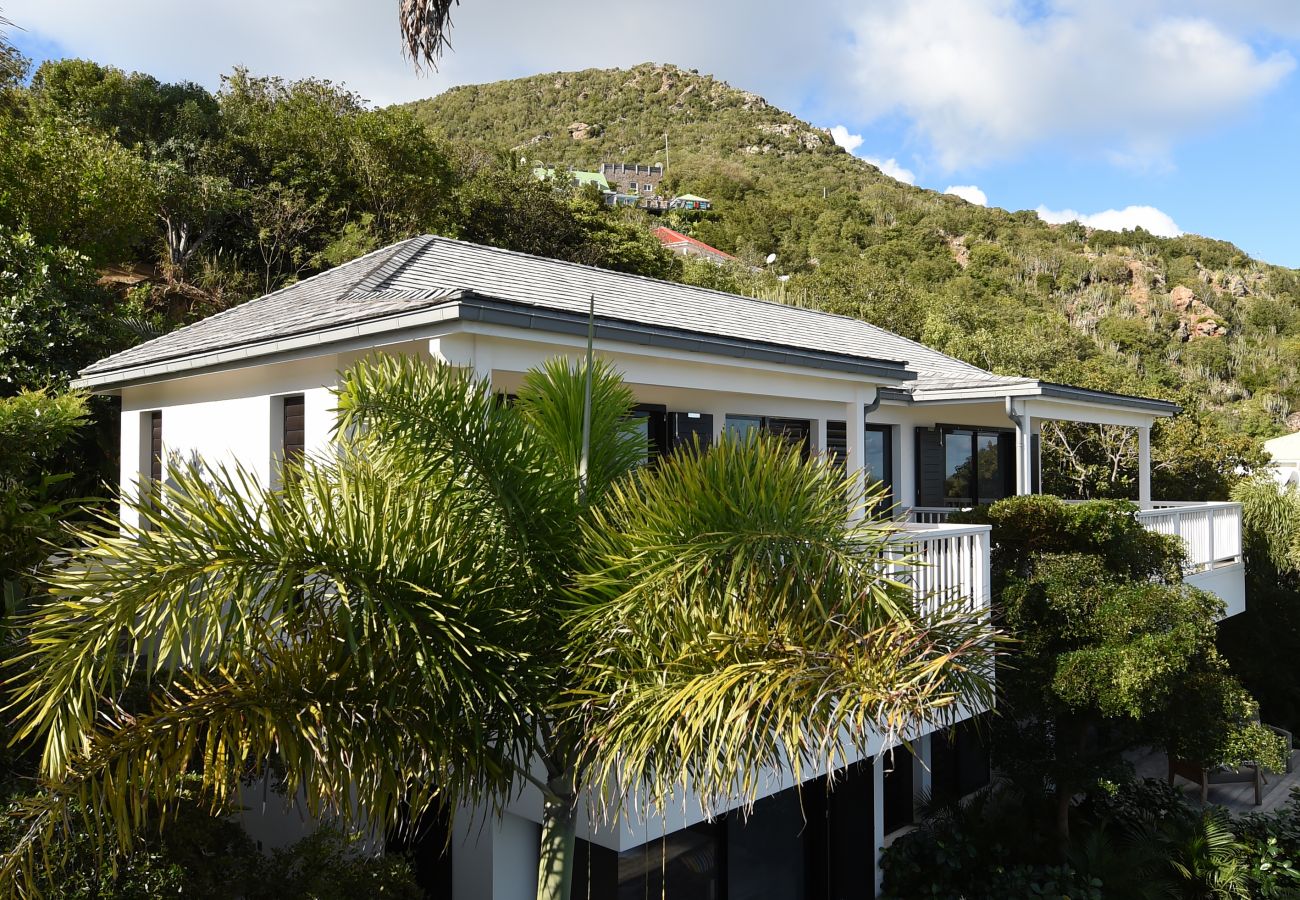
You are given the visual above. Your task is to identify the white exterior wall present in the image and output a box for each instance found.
[118,354,345,526]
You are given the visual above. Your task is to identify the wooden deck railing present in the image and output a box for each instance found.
[1135,502,1243,572]
[889,522,992,619]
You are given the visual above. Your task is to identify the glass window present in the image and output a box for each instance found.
[728,788,806,900]
[975,432,1004,502]
[725,414,763,441]
[944,430,974,503]
[616,822,719,900]
[625,414,651,467]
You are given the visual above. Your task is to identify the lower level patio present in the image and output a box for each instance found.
[1130,745,1300,816]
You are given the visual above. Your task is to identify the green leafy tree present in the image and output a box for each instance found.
[0,389,89,609]
[3,356,993,900]
[0,229,124,392]
[958,496,1275,845]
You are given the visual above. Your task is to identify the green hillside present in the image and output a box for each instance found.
[406,63,1300,497]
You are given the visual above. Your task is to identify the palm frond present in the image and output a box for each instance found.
[398,0,459,71]
[569,434,999,818]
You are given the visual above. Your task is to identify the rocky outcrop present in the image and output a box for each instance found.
[1170,285,1227,339]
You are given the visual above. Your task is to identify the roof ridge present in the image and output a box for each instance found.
[415,234,990,377]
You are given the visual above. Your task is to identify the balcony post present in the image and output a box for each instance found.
[1138,425,1152,509]
[846,389,870,522]
[873,753,886,895]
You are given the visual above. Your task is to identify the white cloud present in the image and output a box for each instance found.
[1035,204,1183,237]
[861,156,916,185]
[3,0,846,107]
[847,0,1295,168]
[829,125,916,184]
[944,184,987,205]
[829,125,863,154]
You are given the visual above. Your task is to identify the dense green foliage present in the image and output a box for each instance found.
[883,778,1300,899]
[953,496,1281,843]
[1219,478,1300,735]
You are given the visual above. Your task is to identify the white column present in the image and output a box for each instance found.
[1019,413,1034,496]
[1138,424,1152,509]
[846,391,867,522]
[812,417,827,456]
[873,754,887,896]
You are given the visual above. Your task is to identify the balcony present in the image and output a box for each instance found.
[905,500,1246,618]
[890,521,992,619]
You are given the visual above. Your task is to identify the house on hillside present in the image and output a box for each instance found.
[598,162,665,196]
[531,166,611,192]
[1265,431,1300,486]
[653,226,735,264]
[75,235,1246,900]
[669,194,712,211]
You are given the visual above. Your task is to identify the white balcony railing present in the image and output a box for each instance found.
[1135,501,1243,572]
[905,501,1244,575]
[889,522,992,618]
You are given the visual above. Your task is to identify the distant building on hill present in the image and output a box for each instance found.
[653,226,735,264]
[531,166,611,192]
[669,194,712,211]
[1265,431,1300,486]
[599,162,664,196]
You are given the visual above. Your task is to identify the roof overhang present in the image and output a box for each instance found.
[880,379,1180,417]
[73,291,914,393]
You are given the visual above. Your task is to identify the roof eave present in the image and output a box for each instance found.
[883,379,1180,416]
[73,291,916,392]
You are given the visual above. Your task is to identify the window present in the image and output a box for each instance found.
[626,404,668,465]
[918,427,1013,507]
[724,415,811,460]
[864,424,894,507]
[139,410,162,530]
[628,181,638,192]
[281,394,305,464]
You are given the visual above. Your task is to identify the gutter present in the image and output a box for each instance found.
[74,292,916,392]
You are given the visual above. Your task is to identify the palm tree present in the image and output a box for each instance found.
[398,0,459,70]
[2,354,993,899]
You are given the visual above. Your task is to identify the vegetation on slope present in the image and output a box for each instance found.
[411,62,1300,497]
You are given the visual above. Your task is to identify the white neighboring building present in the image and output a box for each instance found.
[1265,431,1300,487]
[73,235,1245,899]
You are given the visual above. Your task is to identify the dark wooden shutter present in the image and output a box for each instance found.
[915,427,946,507]
[669,412,712,452]
[1030,433,1041,494]
[826,420,847,472]
[764,417,812,460]
[282,395,305,463]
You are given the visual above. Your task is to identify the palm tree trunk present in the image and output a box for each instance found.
[536,786,578,900]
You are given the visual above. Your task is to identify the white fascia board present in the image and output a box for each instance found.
[74,296,914,394]
[901,381,1177,420]
[73,304,466,393]
[458,322,900,401]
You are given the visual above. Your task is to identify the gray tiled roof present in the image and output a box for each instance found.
[79,236,1187,413]
[81,235,1020,393]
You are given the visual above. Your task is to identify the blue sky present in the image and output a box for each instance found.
[8,0,1300,266]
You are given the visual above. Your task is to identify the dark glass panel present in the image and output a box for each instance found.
[943,430,974,503]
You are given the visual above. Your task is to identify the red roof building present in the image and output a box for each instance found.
[653,226,736,264]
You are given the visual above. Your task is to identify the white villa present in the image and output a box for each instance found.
[74,235,1247,900]
[1265,431,1300,487]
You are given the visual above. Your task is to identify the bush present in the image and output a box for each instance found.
[950,495,1184,581]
